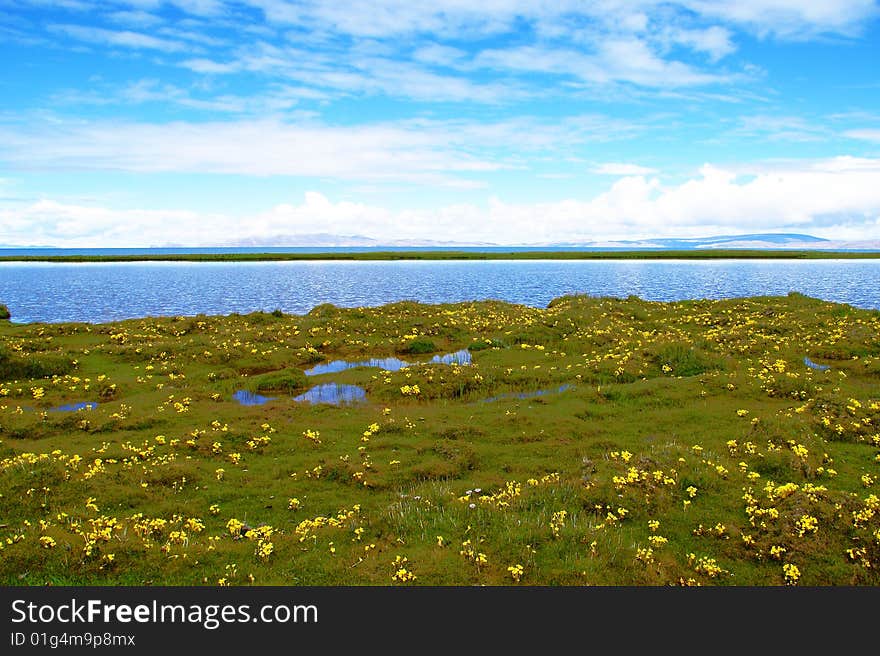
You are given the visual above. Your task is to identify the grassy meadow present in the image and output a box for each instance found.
[0,293,878,586]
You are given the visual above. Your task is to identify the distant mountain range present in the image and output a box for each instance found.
[217,233,498,248]
[3,232,879,250]
[540,233,855,249]
[212,232,880,250]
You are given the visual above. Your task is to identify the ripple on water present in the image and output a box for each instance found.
[3,259,879,324]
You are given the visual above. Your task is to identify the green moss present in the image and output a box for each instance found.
[249,369,308,394]
[402,339,437,354]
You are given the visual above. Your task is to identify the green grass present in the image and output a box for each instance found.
[0,293,878,586]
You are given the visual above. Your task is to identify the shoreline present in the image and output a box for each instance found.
[1,249,880,263]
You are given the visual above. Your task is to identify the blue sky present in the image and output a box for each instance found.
[1,0,880,246]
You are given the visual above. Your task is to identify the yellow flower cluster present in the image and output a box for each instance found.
[549,510,567,538]
[612,466,676,491]
[795,515,819,537]
[782,563,800,585]
[507,564,524,582]
[390,555,416,582]
[302,429,321,445]
[293,506,360,543]
[459,540,488,566]
[688,553,728,578]
[635,547,655,564]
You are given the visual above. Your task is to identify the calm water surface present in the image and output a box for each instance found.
[304,349,471,376]
[293,384,367,405]
[51,401,99,412]
[0,259,877,323]
[480,384,574,404]
[232,390,276,406]
[233,385,367,405]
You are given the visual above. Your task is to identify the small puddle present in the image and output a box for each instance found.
[233,390,277,406]
[50,401,98,412]
[304,349,471,376]
[480,384,573,403]
[803,357,830,372]
[306,357,410,376]
[429,350,472,366]
[293,384,367,405]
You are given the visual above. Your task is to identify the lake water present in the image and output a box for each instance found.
[0,259,877,324]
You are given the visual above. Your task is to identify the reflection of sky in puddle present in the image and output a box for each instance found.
[305,349,471,375]
[50,401,98,412]
[429,350,472,366]
[803,357,830,371]
[306,357,409,375]
[293,384,367,405]
[233,390,276,406]
[480,384,573,403]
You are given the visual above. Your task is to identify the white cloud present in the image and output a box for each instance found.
[178,41,524,103]
[49,23,189,52]
[0,115,642,183]
[168,0,226,17]
[474,38,732,88]
[812,155,880,171]
[660,26,737,61]
[594,163,658,176]
[730,114,830,142]
[20,0,878,109]
[104,78,322,113]
[240,1,878,41]
[180,57,241,74]
[0,118,503,185]
[106,10,164,28]
[681,0,879,38]
[3,157,879,246]
[412,43,468,67]
[845,128,880,142]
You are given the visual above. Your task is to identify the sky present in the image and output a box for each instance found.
[1,1,880,247]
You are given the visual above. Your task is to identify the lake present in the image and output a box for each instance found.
[0,258,877,323]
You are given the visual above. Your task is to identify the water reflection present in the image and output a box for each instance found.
[305,349,471,376]
[50,401,98,412]
[306,356,410,376]
[429,350,472,366]
[233,390,276,406]
[803,357,830,371]
[293,384,367,405]
[480,384,573,403]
